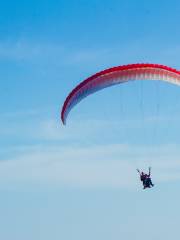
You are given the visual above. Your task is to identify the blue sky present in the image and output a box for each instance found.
[0,0,180,239]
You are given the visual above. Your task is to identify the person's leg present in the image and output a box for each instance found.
[148,178,154,187]
[144,179,150,188]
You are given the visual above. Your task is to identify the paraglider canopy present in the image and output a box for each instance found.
[61,63,180,124]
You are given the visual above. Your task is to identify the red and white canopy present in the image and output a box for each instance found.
[61,63,180,125]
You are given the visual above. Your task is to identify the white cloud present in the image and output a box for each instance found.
[0,40,64,62]
[0,143,180,190]
[0,107,180,190]
[0,39,179,69]
[0,110,180,144]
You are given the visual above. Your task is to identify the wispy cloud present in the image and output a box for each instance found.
[0,142,180,190]
[0,39,110,67]
[0,39,179,68]
[0,105,180,190]
[0,109,180,143]
[0,40,64,62]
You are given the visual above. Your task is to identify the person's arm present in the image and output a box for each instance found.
[136,169,141,176]
[148,167,151,177]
